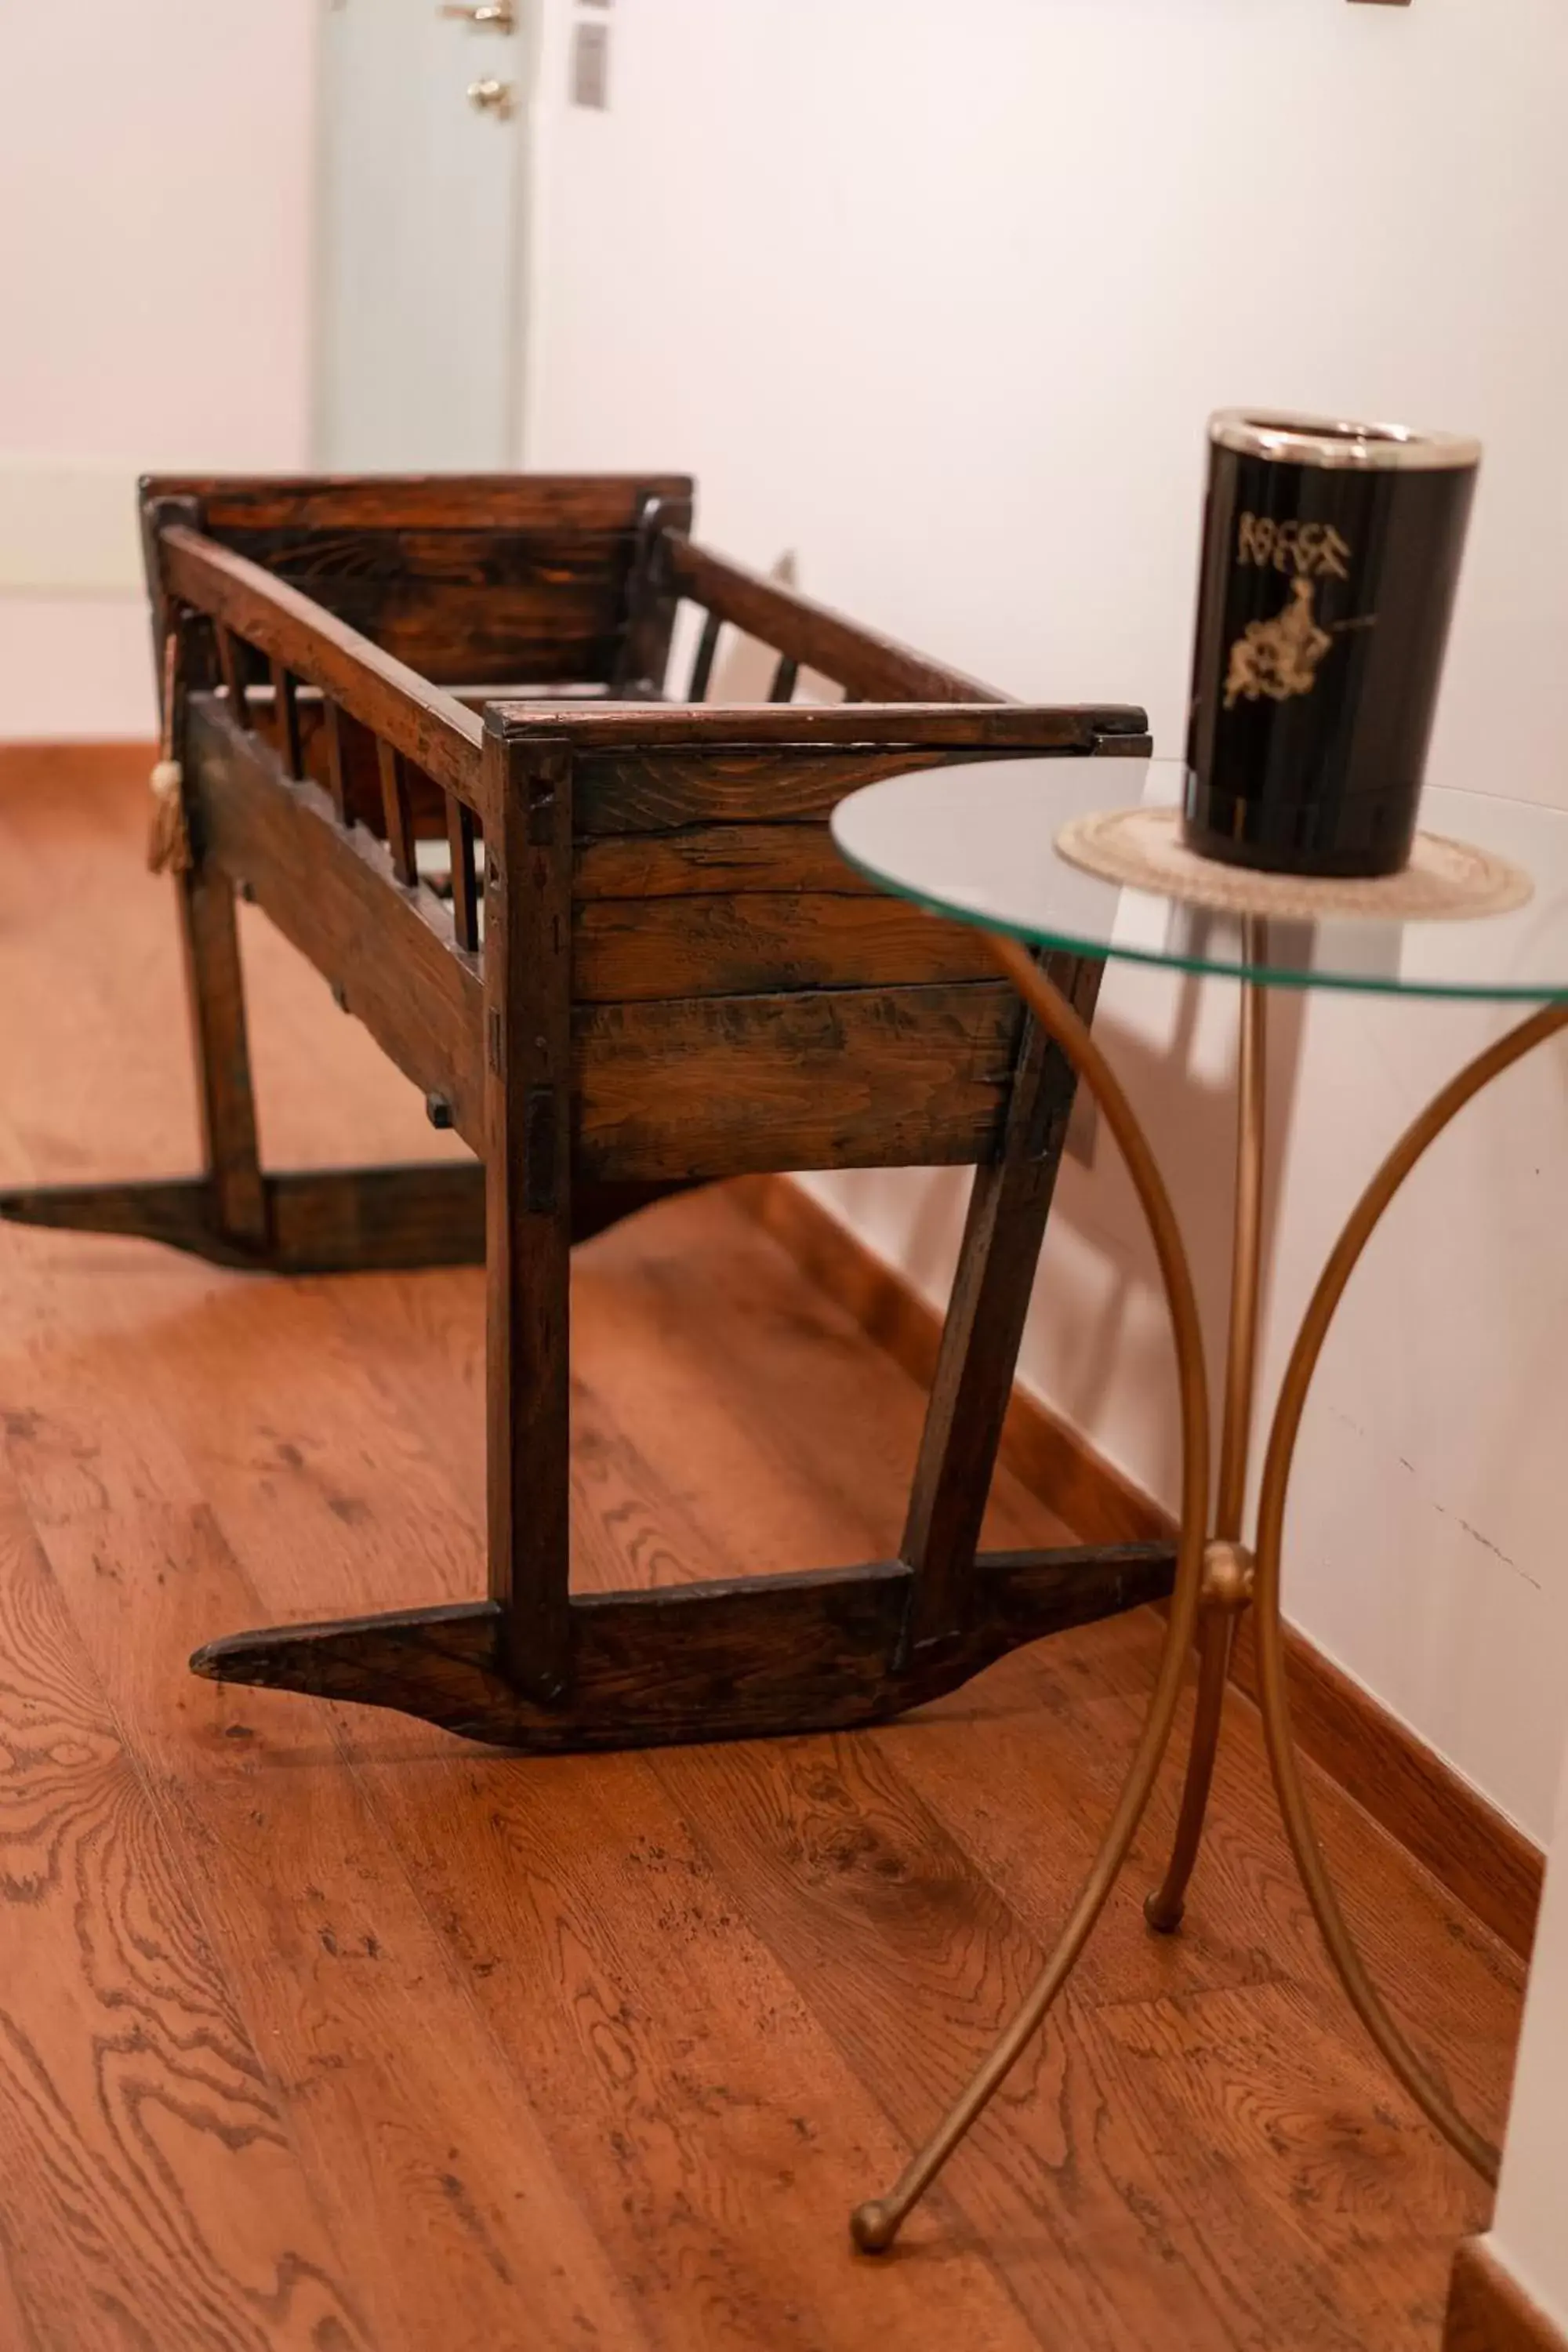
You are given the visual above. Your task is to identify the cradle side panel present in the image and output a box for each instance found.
[147,474,695,688]
[573,985,1021,1182]
[564,729,1120,1185]
[185,697,485,1149]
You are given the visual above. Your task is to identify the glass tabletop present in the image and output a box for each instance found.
[830,759,1568,1001]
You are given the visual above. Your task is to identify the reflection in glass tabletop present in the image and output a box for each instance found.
[830,758,1568,1002]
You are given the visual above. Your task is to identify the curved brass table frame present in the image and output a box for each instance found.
[853,927,1568,2254]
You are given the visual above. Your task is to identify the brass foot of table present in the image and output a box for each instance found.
[851,929,1560,2253]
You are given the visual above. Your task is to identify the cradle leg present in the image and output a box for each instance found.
[179,862,268,1252]
[484,728,574,1699]
[901,951,1101,1656]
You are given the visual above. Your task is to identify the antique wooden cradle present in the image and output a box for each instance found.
[0,474,1177,1750]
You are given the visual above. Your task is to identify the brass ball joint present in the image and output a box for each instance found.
[850,2201,898,2256]
[1200,1537,1255,1613]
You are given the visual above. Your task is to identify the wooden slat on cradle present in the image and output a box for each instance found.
[299,695,445,835]
[573,982,1022,1181]
[611,493,684,696]
[575,747,951,833]
[573,891,997,1001]
[520,699,1147,754]
[186,696,485,1147]
[377,740,417,885]
[686,607,722,701]
[666,535,1005,702]
[321,697,349,820]
[447,792,481,950]
[213,622,251,728]
[144,470,695,534]
[569,724,1134,837]
[270,657,303,779]
[161,524,486,808]
[573,822,885,900]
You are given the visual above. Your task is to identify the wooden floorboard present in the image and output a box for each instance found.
[0,757,1521,2349]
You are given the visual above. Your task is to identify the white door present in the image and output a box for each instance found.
[314,0,528,470]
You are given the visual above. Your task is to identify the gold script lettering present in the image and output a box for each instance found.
[1236,513,1353,580]
[1237,513,1275,567]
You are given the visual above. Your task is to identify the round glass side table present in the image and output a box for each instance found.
[830,756,1568,2254]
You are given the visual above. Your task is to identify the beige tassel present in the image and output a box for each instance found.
[147,756,191,875]
[147,628,193,874]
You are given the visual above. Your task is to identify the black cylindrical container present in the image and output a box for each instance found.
[1185,411,1479,877]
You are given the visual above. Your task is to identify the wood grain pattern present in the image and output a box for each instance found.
[654,1730,1337,2348]
[0,611,1525,2351]
[0,742,1520,2346]
[0,1468,368,2352]
[573,889,998,1001]
[559,710,1144,834]
[732,1169,1547,1959]
[573,820,887,900]
[147,470,692,532]
[187,1544,1174,1750]
[728,1173,1177,1544]
[573,745,1000,834]
[60,1207,1038,2352]
[1446,2237,1567,2352]
[370,1742,1042,2352]
[573,982,1023,1181]
[2,1374,648,2352]
[146,476,694,689]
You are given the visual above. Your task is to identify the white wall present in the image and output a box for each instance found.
[526,0,1568,1840]
[1494,1728,1568,2331]
[0,3,318,739]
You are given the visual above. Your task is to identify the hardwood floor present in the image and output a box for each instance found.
[0,753,1521,2350]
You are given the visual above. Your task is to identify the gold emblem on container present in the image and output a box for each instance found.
[1225,577,1334,708]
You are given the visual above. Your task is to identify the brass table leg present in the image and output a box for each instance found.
[1147,927,1268,1933]
[1250,997,1568,2186]
[851,941,1568,2252]
[851,934,1214,2254]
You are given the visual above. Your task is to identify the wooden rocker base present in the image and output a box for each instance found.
[190,1544,1177,1751]
[0,1163,697,1276]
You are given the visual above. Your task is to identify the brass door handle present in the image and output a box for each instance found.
[441,2,517,27]
[466,76,517,117]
